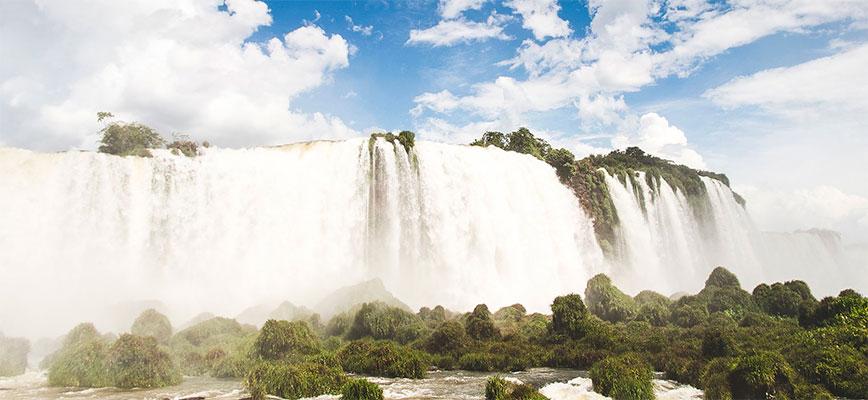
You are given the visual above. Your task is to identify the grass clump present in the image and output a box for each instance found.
[342,378,384,400]
[337,339,428,378]
[130,308,172,344]
[107,334,181,389]
[245,361,346,400]
[589,353,654,400]
[484,376,548,400]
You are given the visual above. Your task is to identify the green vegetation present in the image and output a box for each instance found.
[337,339,428,378]
[107,334,181,388]
[96,111,206,157]
[369,131,416,155]
[589,353,654,400]
[484,375,548,400]
[0,333,30,377]
[342,378,384,400]
[43,267,867,399]
[130,308,172,344]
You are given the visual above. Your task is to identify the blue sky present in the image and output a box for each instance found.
[1,0,867,241]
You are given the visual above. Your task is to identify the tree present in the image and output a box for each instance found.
[545,148,576,182]
[549,294,589,339]
[130,309,172,344]
[466,304,499,340]
[705,266,741,289]
[426,320,469,355]
[96,112,165,157]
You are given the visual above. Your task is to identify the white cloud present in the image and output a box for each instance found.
[704,43,868,118]
[345,15,373,36]
[0,0,357,150]
[440,0,488,19]
[505,0,572,40]
[407,16,510,47]
[612,113,706,169]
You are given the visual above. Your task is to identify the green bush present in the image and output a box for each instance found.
[337,339,427,378]
[96,112,165,157]
[130,309,172,344]
[752,283,802,317]
[806,292,868,328]
[701,357,735,400]
[342,378,384,400]
[348,302,421,341]
[634,302,670,326]
[47,323,110,387]
[549,294,589,339]
[728,351,796,400]
[466,304,499,340]
[245,361,346,400]
[107,334,181,389]
[0,333,29,377]
[584,274,637,323]
[670,297,708,327]
[787,332,868,398]
[589,353,654,400]
[426,320,469,354]
[326,311,353,336]
[704,266,741,289]
[253,319,320,361]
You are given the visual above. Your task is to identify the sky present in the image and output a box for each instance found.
[1,0,867,243]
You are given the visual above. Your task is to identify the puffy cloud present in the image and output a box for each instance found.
[440,0,488,19]
[612,113,706,169]
[704,44,868,118]
[0,0,356,150]
[407,15,510,47]
[505,0,572,40]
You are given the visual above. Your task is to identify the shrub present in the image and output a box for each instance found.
[348,302,421,341]
[701,357,735,400]
[326,311,353,337]
[167,134,199,157]
[173,316,255,348]
[794,383,834,400]
[787,333,868,398]
[253,320,320,361]
[0,334,29,377]
[418,305,449,327]
[634,302,670,326]
[47,323,110,387]
[107,334,181,389]
[699,286,757,319]
[493,304,527,322]
[548,340,610,369]
[484,376,547,400]
[337,339,427,378]
[584,274,637,323]
[807,292,868,328]
[130,309,172,344]
[245,361,346,400]
[342,378,384,400]
[728,351,796,400]
[426,320,469,354]
[549,294,589,339]
[466,304,500,340]
[96,112,165,157]
[670,297,708,327]
[704,266,740,289]
[397,130,415,152]
[589,353,654,400]
[545,148,576,182]
[752,283,802,317]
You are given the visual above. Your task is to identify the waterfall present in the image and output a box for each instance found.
[604,172,857,296]
[0,140,603,337]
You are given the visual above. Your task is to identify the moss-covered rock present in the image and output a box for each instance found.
[728,351,797,400]
[107,334,181,389]
[589,353,654,400]
[704,267,740,289]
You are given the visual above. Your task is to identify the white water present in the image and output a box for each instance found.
[604,172,860,296]
[0,140,604,338]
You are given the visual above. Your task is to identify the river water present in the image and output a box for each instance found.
[0,368,702,400]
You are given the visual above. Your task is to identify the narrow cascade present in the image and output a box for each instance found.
[0,140,604,337]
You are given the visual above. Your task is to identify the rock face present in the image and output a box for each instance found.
[0,333,30,377]
[315,278,411,319]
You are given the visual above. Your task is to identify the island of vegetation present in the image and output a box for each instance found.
[12,266,862,400]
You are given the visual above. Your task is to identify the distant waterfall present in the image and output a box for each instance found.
[0,140,603,337]
[603,171,856,295]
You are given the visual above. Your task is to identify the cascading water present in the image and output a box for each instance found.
[603,171,858,296]
[0,140,604,337]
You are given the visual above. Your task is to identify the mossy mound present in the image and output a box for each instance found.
[342,378,384,400]
[584,274,637,323]
[130,308,173,344]
[46,323,111,387]
[0,333,30,377]
[253,319,320,361]
[337,339,428,378]
[107,334,181,389]
[245,361,346,400]
[484,376,548,400]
